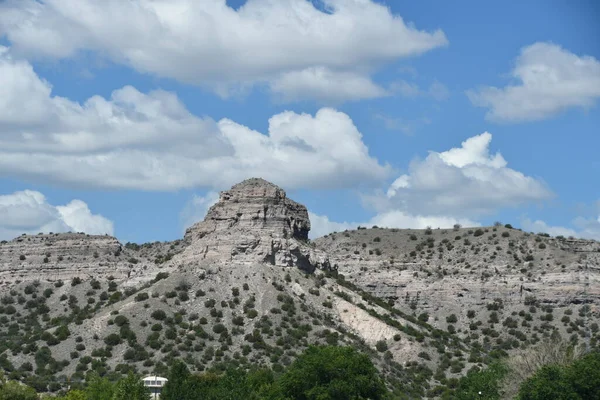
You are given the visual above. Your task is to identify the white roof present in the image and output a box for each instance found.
[142,376,168,382]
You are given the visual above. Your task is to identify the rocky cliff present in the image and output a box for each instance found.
[179,178,330,271]
[0,233,130,283]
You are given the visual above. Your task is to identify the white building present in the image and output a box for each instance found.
[142,376,168,399]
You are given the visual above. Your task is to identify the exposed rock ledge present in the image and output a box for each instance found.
[178,178,330,271]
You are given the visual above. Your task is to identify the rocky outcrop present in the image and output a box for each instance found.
[179,178,330,271]
[558,238,600,253]
[0,233,132,283]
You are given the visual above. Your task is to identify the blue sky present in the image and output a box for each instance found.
[0,0,598,243]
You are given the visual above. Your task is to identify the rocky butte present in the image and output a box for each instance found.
[178,178,330,271]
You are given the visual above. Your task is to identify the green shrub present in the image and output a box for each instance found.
[114,315,129,326]
[90,279,101,289]
[151,310,167,320]
[153,272,169,282]
[375,340,388,352]
[178,292,189,301]
[135,292,149,302]
[104,333,121,346]
[204,299,216,308]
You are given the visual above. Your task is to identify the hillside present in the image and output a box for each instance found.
[0,179,598,398]
[314,225,600,359]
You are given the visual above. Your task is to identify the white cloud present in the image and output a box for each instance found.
[386,175,411,197]
[0,48,390,191]
[0,190,113,240]
[308,212,356,239]
[367,132,552,218]
[0,0,447,102]
[308,210,479,239]
[56,200,114,235]
[270,67,388,103]
[468,42,600,122]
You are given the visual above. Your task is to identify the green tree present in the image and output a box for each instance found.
[60,390,87,400]
[0,380,38,400]
[567,352,600,399]
[184,368,273,400]
[454,363,507,400]
[274,345,387,400]
[85,373,115,400]
[245,368,275,397]
[112,373,149,400]
[161,360,191,400]
[517,351,600,400]
[517,365,578,400]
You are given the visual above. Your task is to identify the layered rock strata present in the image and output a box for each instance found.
[180,178,330,271]
[0,233,132,283]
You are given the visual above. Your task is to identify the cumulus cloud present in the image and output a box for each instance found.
[0,48,390,191]
[270,67,388,104]
[308,211,479,239]
[0,190,113,240]
[368,132,552,218]
[468,42,600,122]
[308,212,356,239]
[0,0,447,102]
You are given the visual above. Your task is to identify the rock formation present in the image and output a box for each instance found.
[314,226,600,335]
[180,178,330,271]
[0,233,131,283]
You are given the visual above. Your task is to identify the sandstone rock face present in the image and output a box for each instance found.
[0,233,130,283]
[179,178,330,271]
